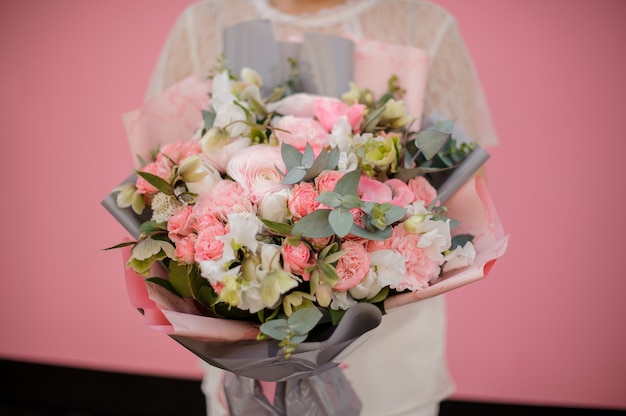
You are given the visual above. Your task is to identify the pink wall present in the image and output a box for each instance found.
[1,0,624,410]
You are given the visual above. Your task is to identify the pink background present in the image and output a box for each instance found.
[1,0,624,410]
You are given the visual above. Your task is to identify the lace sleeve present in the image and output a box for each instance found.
[145,6,199,101]
[424,14,498,147]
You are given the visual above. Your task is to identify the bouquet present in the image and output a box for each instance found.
[103,20,508,415]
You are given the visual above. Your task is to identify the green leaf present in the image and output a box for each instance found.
[317,262,340,287]
[287,307,323,335]
[326,147,340,170]
[348,223,392,241]
[301,143,315,168]
[303,147,330,180]
[320,249,348,265]
[103,241,136,251]
[168,263,207,299]
[340,194,363,210]
[292,209,334,238]
[366,286,389,304]
[135,171,173,195]
[259,217,293,235]
[333,169,361,195]
[328,209,354,237]
[450,233,475,250]
[260,319,291,340]
[202,110,216,129]
[281,143,303,170]
[383,204,406,224]
[316,191,342,208]
[414,120,454,160]
[281,166,307,185]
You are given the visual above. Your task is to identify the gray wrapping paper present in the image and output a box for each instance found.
[223,19,354,97]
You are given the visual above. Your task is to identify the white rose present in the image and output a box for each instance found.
[258,189,291,223]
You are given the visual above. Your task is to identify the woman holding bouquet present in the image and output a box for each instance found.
[144,0,498,415]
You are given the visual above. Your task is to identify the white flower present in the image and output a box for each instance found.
[416,219,452,262]
[443,242,477,272]
[328,116,352,152]
[227,144,287,203]
[349,250,405,299]
[238,280,265,313]
[201,136,251,174]
[258,188,291,223]
[185,161,222,195]
[210,71,235,107]
[330,290,357,310]
[220,212,263,256]
[266,93,318,118]
[150,192,182,223]
[213,102,250,138]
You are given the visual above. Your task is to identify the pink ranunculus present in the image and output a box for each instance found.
[282,241,315,279]
[408,176,438,207]
[287,182,320,219]
[194,180,254,222]
[390,225,440,291]
[167,205,195,243]
[194,222,227,262]
[315,97,365,132]
[175,234,197,264]
[333,240,371,291]
[314,170,344,193]
[385,178,415,207]
[226,144,287,204]
[157,140,202,165]
[273,115,329,154]
[358,175,393,203]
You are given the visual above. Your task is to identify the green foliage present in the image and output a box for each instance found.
[259,307,323,358]
[280,143,339,185]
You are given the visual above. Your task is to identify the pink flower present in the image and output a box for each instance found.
[282,241,315,279]
[273,116,329,154]
[194,180,254,222]
[175,234,197,264]
[194,222,227,262]
[333,240,370,291]
[135,160,171,195]
[359,175,392,203]
[157,141,202,165]
[408,176,437,207]
[288,182,320,219]
[385,178,415,207]
[390,225,440,291]
[315,97,365,132]
[167,205,195,243]
[314,170,344,193]
[226,145,287,204]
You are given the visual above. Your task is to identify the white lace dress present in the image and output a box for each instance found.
[145,1,498,415]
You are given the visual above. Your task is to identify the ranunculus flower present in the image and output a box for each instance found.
[273,115,329,153]
[287,182,320,219]
[408,176,437,207]
[315,97,365,132]
[227,144,287,204]
[333,241,370,291]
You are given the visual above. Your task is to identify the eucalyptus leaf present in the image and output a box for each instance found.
[384,204,407,224]
[348,223,392,241]
[281,166,307,185]
[301,143,315,168]
[326,147,340,170]
[287,307,323,335]
[316,191,342,208]
[202,110,216,129]
[414,120,454,160]
[333,169,361,195]
[328,209,354,237]
[291,209,334,238]
[281,143,303,170]
[260,319,290,340]
[303,147,330,180]
[340,194,363,210]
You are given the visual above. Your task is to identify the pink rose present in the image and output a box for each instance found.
[314,170,344,193]
[273,116,329,154]
[390,225,440,291]
[175,234,197,264]
[333,240,370,291]
[193,214,223,233]
[408,176,437,207]
[282,241,315,278]
[288,182,320,219]
[167,205,195,243]
[226,144,287,204]
[315,97,365,132]
[194,222,227,262]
